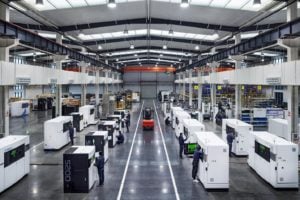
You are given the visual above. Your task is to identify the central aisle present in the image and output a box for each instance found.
[119,100,178,200]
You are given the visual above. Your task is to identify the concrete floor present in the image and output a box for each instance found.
[0,100,299,200]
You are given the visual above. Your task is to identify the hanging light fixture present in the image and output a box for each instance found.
[130,44,135,49]
[78,30,84,37]
[194,45,199,50]
[253,0,261,7]
[212,30,219,38]
[180,0,189,8]
[160,54,163,57]
[98,45,102,50]
[163,44,167,49]
[108,0,117,8]
[36,0,44,7]
[134,54,138,57]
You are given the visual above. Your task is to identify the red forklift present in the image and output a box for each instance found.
[142,107,154,130]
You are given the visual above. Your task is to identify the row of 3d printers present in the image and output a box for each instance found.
[63,109,128,193]
[170,106,229,189]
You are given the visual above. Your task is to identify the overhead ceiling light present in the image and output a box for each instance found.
[108,0,117,8]
[116,58,119,61]
[98,45,102,50]
[130,44,135,49]
[134,54,138,57]
[78,30,84,37]
[163,44,167,49]
[155,64,158,67]
[123,27,128,35]
[180,0,189,8]
[253,0,261,7]
[212,30,219,38]
[36,0,44,7]
[160,54,163,57]
[194,45,199,50]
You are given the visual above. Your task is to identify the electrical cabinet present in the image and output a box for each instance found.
[174,111,191,137]
[63,146,96,193]
[98,121,117,148]
[79,105,97,127]
[182,119,205,155]
[85,131,108,162]
[222,119,253,156]
[171,107,183,129]
[195,131,229,189]
[0,135,30,193]
[10,100,30,117]
[70,112,84,132]
[248,131,298,188]
[44,116,72,150]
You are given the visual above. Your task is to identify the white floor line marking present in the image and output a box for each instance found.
[153,100,180,200]
[116,101,144,200]
[30,141,44,150]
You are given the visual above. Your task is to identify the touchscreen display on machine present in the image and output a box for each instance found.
[255,141,270,162]
[187,143,197,154]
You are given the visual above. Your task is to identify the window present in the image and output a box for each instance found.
[14,85,24,98]
[255,141,270,162]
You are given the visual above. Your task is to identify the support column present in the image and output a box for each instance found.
[234,34,242,119]
[197,70,202,110]
[0,39,18,137]
[182,72,186,102]
[112,72,115,93]
[54,34,64,116]
[95,70,100,118]
[105,71,109,93]
[188,69,193,107]
[79,62,87,106]
[284,1,299,141]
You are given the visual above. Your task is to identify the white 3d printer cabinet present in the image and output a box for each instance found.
[79,105,97,127]
[248,131,298,188]
[10,100,30,117]
[174,111,191,137]
[268,118,290,141]
[63,146,96,193]
[44,116,73,150]
[195,131,229,189]
[0,135,30,193]
[98,121,118,148]
[182,119,205,155]
[85,131,109,162]
[222,119,253,156]
[70,112,84,132]
[171,107,183,129]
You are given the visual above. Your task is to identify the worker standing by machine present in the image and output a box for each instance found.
[126,111,131,132]
[178,133,187,159]
[68,123,74,145]
[95,152,105,186]
[226,131,235,157]
[117,131,124,144]
[192,145,202,183]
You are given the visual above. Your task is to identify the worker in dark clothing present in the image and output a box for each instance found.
[95,152,105,186]
[178,133,187,159]
[165,116,170,126]
[68,123,74,145]
[117,131,124,144]
[227,132,235,157]
[125,118,130,133]
[126,112,131,126]
[192,145,202,183]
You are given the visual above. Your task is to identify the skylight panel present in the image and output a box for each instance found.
[111,31,125,37]
[38,32,56,39]
[185,33,196,39]
[127,30,136,36]
[91,34,103,39]
[68,0,88,7]
[194,34,205,40]
[48,0,72,9]
[150,29,163,35]
[210,0,231,8]
[173,32,186,38]
[241,32,259,39]
[101,33,113,38]
[135,29,147,35]
[225,0,249,10]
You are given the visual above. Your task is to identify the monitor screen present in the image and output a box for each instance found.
[21,103,29,108]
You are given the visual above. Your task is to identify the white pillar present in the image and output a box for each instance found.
[105,71,109,93]
[183,72,186,102]
[189,69,193,107]
[235,34,242,119]
[95,70,100,118]
[79,62,87,106]
[55,33,63,116]
[286,1,299,141]
[197,70,202,110]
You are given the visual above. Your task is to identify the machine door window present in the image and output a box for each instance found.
[255,141,270,162]
[4,144,25,167]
